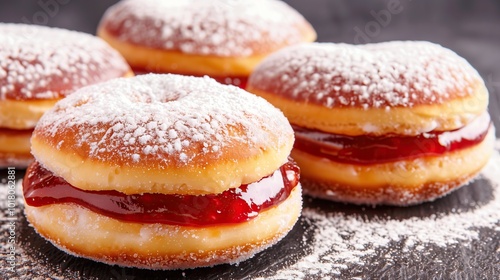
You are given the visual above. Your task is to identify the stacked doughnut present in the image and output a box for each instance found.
[0,23,131,168]
[247,41,495,206]
[97,0,316,87]
[23,74,301,269]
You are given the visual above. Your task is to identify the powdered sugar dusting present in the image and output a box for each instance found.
[34,74,293,166]
[0,23,130,100]
[248,41,482,108]
[100,0,312,57]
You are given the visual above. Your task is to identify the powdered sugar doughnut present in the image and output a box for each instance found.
[24,74,301,269]
[247,41,494,206]
[32,74,294,194]
[0,23,132,167]
[97,0,316,87]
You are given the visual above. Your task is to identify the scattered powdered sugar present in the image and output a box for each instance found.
[257,139,500,279]
[0,23,130,100]
[100,0,311,57]
[34,74,293,166]
[248,41,481,108]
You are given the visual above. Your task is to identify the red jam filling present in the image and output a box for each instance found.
[293,114,491,165]
[23,160,299,226]
[132,67,248,88]
[0,127,34,136]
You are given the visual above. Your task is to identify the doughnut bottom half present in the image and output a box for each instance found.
[24,185,302,269]
[295,127,495,206]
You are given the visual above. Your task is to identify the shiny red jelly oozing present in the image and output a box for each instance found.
[131,67,248,88]
[23,160,299,226]
[293,114,491,165]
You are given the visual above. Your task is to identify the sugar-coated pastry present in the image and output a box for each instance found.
[247,41,495,206]
[23,74,301,269]
[97,0,316,88]
[0,23,132,168]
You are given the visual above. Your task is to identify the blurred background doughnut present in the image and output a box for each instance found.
[0,23,131,168]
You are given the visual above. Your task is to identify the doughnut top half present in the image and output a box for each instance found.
[0,23,131,101]
[99,0,316,57]
[35,74,292,165]
[248,41,485,109]
[32,74,294,194]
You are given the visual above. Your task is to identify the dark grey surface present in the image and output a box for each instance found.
[1,0,499,279]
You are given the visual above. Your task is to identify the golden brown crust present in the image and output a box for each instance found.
[294,127,495,206]
[23,185,302,269]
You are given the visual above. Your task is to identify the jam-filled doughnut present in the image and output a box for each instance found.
[97,0,316,88]
[23,74,301,269]
[247,41,495,206]
[0,23,132,168]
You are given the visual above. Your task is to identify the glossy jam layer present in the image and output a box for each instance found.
[23,160,299,226]
[293,113,492,165]
[0,127,34,136]
[132,67,248,88]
